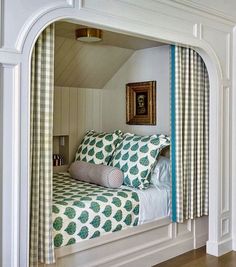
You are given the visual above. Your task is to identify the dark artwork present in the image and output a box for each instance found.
[136,92,148,115]
[126,81,156,125]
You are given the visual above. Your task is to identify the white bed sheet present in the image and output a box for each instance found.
[123,185,171,225]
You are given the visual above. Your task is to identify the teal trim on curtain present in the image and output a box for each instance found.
[170,45,177,222]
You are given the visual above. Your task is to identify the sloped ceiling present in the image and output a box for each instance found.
[55,22,165,88]
[55,36,134,88]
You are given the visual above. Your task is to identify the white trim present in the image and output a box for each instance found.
[232,26,236,253]
[56,217,171,258]
[40,217,208,267]
[233,240,236,251]
[169,0,236,24]
[207,238,233,257]
[1,64,20,267]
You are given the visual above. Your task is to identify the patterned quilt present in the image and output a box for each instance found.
[52,172,140,248]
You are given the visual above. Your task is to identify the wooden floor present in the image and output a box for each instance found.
[153,247,236,267]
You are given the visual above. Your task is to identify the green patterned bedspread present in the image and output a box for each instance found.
[52,172,140,248]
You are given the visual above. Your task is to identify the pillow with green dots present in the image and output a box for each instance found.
[110,133,170,189]
[74,130,122,165]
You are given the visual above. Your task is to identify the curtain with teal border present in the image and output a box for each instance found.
[171,45,209,223]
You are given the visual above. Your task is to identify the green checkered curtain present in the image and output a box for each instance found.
[30,24,55,266]
[171,46,209,223]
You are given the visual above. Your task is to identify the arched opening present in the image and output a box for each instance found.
[20,12,221,266]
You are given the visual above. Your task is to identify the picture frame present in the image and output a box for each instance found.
[126,81,156,125]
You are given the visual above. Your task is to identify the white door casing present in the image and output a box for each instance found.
[0,1,235,266]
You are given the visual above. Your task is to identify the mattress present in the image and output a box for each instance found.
[128,185,171,224]
[52,172,170,249]
[52,172,139,248]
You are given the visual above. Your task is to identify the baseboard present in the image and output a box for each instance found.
[103,237,195,267]
[194,233,208,249]
[206,238,232,256]
[232,239,236,251]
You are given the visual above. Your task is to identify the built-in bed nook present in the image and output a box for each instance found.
[31,21,209,267]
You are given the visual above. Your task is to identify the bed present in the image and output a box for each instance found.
[45,171,207,267]
[52,172,171,248]
[43,131,207,267]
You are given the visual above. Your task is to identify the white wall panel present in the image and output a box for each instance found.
[54,86,102,163]
[221,87,231,214]
[102,45,170,136]
[53,87,62,135]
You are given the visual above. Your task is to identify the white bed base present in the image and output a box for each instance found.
[40,215,208,267]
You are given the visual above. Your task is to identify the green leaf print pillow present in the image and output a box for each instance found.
[74,130,122,165]
[110,133,170,189]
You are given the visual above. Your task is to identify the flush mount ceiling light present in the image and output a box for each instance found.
[75,28,102,42]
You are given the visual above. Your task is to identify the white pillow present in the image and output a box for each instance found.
[150,156,171,190]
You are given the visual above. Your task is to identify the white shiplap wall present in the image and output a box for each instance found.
[54,86,102,163]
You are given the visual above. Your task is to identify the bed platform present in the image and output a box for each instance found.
[41,215,208,267]
[40,173,208,267]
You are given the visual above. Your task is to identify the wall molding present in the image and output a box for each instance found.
[0,63,21,267]
[16,1,75,52]
[169,0,236,24]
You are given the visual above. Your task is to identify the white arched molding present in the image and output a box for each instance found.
[0,1,234,267]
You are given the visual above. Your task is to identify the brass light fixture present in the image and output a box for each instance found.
[75,28,102,42]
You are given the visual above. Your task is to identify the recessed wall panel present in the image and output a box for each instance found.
[221,87,230,214]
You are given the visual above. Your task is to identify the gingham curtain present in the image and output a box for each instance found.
[30,24,55,266]
[171,45,209,223]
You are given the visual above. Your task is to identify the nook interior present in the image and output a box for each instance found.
[37,20,209,267]
[53,21,170,172]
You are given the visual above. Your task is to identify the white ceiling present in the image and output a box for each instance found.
[55,21,165,50]
[54,21,165,88]
[54,36,134,88]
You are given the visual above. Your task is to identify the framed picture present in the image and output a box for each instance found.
[126,81,156,125]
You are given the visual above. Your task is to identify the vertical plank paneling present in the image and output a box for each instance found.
[61,86,69,135]
[77,88,86,142]
[53,87,61,135]
[69,87,78,162]
[54,36,134,88]
[85,89,93,130]
[93,89,102,131]
[53,86,103,164]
